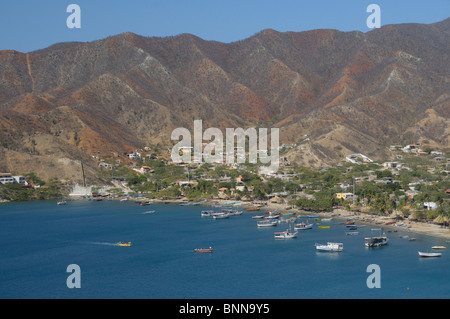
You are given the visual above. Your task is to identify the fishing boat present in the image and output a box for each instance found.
[139,201,152,206]
[274,228,298,239]
[344,221,355,225]
[318,226,330,229]
[201,210,215,217]
[418,251,441,258]
[315,242,343,252]
[57,200,67,205]
[432,246,446,250]
[347,226,358,230]
[365,228,389,247]
[346,231,359,235]
[252,215,265,219]
[213,213,230,219]
[246,207,260,212]
[294,222,313,230]
[117,242,132,247]
[365,236,389,247]
[228,210,243,216]
[194,247,213,253]
[143,210,156,214]
[257,219,278,227]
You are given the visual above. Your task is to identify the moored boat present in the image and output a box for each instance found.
[246,207,260,212]
[318,226,330,229]
[213,213,230,219]
[431,246,446,250]
[143,210,155,214]
[418,251,441,258]
[294,222,313,230]
[315,242,343,252]
[252,215,264,219]
[365,236,389,247]
[274,228,298,239]
[257,219,278,227]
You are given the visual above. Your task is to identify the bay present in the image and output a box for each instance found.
[0,200,449,299]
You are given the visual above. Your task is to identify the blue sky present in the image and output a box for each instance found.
[0,0,448,52]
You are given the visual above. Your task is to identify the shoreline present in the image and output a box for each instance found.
[149,197,450,241]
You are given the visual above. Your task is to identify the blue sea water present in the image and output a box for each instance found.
[0,200,449,299]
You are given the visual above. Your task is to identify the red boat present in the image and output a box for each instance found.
[246,208,260,212]
[194,247,213,253]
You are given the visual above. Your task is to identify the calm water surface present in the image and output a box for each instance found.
[0,200,449,298]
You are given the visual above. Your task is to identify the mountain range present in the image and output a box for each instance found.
[0,18,449,182]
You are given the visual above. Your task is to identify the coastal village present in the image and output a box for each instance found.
[2,141,448,238]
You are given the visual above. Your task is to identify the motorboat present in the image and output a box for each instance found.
[418,251,441,258]
[201,210,215,217]
[431,246,446,250]
[365,236,389,247]
[117,242,132,247]
[194,247,213,253]
[294,222,312,230]
[315,242,343,252]
[274,228,298,239]
[252,215,264,219]
[57,200,67,205]
[257,219,278,227]
[213,213,229,219]
[318,226,330,229]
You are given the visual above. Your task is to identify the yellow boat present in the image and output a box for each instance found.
[318,226,330,229]
[432,246,446,250]
[117,242,132,247]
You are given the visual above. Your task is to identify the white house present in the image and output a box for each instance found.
[423,202,437,210]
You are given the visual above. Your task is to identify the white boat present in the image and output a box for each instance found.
[365,236,389,247]
[252,215,264,219]
[57,200,67,205]
[201,210,215,217]
[315,242,343,252]
[143,210,156,214]
[228,210,243,216]
[213,213,229,219]
[365,228,389,247]
[346,231,359,235]
[294,222,313,230]
[418,251,442,258]
[257,220,278,227]
[274,228,298,239]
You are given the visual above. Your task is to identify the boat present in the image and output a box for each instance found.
[252,215,265,219]
[347,226,357,230]
[143,210,156,214]
[385,221,396,225]
[139,201,152,206]
[57,200,67,205]
[315,242,343,252]
[201,210,215,217]
[117,242,132,247]
[308,215,319,218]
[418,251,441,258]
[346,231,359,235]
[432,246,446,250]
[194,247,213,253]
[274,228,298,239]
[228,210,243,216]
[213,213,229,219]
[365,236,389,247]
[246,207,260,212]
[257,220,278,227]
[321,218,332,221]
[344,221,355,225]
[318,226,330,229]
[294,222,313,230]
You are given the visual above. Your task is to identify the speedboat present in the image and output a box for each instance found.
[315,242,343,252]
[117,242,132,247]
